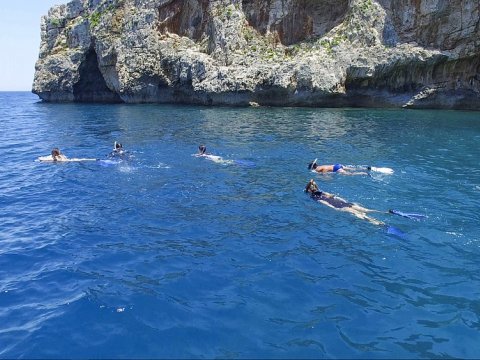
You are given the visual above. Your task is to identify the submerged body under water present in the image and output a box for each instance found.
[1,92,479,358]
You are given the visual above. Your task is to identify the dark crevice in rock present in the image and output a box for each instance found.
[385,0,479,51]
[344,54,480,109]
[242,0,349,45]
[346,60,439,94]
[157,0,210,41]
[73,48,122,103]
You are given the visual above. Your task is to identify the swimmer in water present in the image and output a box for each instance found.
[196,145,224,162]
[37,148,97,162]
[198,144,207,155]
[51,148,68,162]
[308,159,370,175]
[109,141,130,159]
[113,141,124,154]
[305,179,383,226]
[114,142,123,151]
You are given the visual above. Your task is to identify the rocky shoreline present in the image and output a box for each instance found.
[33,0,480,110]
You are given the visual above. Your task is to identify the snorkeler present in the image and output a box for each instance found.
[195,145,255,167]
[305,179,384,225]
[195,144,223,162]
[108,141,131,160]
[198,144,207,155]
[51,148,68,162]
[37,148,97,162]
[308,159,370,175]
[113,141,124,154]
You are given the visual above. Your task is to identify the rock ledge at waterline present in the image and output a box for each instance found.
[33,0,480,109]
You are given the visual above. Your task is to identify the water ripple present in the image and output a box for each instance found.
[0,93,480,357]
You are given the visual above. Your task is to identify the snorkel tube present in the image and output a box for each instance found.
[308,158,318,171]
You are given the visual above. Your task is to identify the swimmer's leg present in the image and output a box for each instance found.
[351,204,376,213]
[364,215,384,226]
[344,208,384,226]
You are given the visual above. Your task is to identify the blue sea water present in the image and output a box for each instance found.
[0,91,479,358]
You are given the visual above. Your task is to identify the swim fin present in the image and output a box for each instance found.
[386,225,406,238]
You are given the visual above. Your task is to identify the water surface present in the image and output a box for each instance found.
[0,92,479,358]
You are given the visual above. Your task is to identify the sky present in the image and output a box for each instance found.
[0,0,67,91]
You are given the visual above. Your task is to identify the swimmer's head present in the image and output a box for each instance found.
[115,142,122,150]
[199,145,206,154]
[305,179,318,193]
[308,161,318,170]
[51,148,61,157]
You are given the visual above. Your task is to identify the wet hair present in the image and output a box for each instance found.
[115,143,122,149]
[305,179,319,193]
[307,161,318,170]
[199,145,206,154]
[51,148,61,157]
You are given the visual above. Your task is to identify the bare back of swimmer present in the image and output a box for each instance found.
[308,160,369,176]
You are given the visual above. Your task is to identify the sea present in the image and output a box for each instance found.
[0,91,479,358]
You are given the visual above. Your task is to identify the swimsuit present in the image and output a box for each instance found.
[311,191,353,209]
[333,164,343,172]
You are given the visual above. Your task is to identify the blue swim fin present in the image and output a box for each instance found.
[386,225,406,238]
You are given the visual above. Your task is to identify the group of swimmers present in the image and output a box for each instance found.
[198,144,410,229]
[44,142,415,230]
[43,142,126,162]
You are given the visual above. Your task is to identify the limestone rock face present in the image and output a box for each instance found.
[33,0,480,109]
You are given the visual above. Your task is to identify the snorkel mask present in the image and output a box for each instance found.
[308,158,318,170]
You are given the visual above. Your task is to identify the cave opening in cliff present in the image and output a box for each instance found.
[73,49,122,103]
[242,0,349,45]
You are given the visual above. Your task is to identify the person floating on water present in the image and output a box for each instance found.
[195,144,256,167]
[114,141,123,152]
[305,179,384,226]
[51,148,68,162]
[37,148,97,162]
[198,144,207,155]
[308,159,370,175]
[196,144,224,163]
[112,141,125,154]
[108,141,131,160]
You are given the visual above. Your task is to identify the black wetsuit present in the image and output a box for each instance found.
[311,191,353,209]
[108,149,131,160]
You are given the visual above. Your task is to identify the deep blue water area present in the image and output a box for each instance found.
[1,92,479,358]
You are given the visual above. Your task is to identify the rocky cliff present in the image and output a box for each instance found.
[33,0,480,109]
